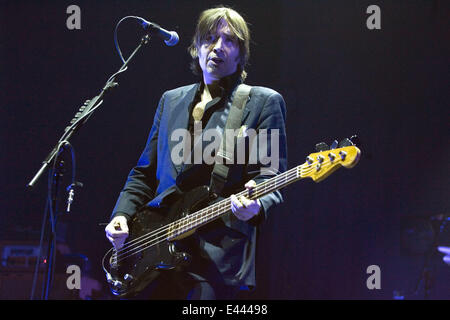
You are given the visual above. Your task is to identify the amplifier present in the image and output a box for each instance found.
[0,241,70,272]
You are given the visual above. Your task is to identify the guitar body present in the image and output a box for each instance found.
[105,185,212,298]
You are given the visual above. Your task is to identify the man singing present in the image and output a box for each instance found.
[105,6,287,299]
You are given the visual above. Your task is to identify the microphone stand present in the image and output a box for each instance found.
[27,33,151,189]
[28,33,152,299]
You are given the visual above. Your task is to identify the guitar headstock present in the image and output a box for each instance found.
[299,137,361,182]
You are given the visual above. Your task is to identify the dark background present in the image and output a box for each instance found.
[1,0,449,299]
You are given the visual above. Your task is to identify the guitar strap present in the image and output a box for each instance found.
[209,83,252,196]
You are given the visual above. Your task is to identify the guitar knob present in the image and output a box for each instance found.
[176,252,191,266]
[339,151,347,160]
[123,274,134,282]
[113,280,123,289]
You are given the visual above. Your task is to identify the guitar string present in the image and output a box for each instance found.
[112,158,340,263]
[112,165,304,263]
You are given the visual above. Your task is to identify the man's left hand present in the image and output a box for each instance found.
[231,180,261,221]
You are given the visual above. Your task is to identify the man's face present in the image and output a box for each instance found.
[197,19,241,84]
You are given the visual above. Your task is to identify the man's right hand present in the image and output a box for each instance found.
[105,216,129,249]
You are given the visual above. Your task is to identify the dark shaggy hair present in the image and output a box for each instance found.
[188,7,251,81]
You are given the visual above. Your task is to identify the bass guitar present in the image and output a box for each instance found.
[103,137,361,297]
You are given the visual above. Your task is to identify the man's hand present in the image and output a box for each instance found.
[230,180,262,221]
[105,216,129,249]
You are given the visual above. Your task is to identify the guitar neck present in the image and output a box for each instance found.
[168,165,305,239]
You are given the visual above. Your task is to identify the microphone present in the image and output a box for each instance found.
[140,19,179,46]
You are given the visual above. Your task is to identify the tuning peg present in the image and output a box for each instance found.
[330,140,339,150]
[315,142,329,152]
[338,138,353,148]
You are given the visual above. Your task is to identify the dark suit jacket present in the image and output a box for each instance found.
[111,80,287,287]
